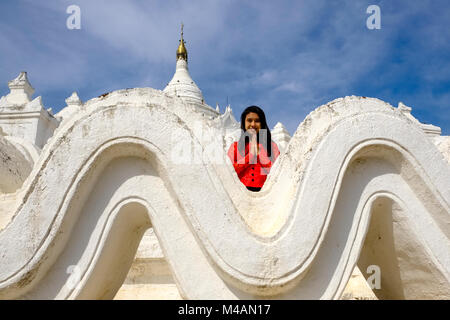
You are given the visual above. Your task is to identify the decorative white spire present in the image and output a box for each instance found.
[271,122,291,152]
[65,92,83,107]
[55,92,84,122]
[217,105,239,129]
[398,102,441,137]
[6,72,35,105]
[163,24,205,106]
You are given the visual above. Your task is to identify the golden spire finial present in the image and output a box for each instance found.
[181,22,184,41]
[177,22,188,61]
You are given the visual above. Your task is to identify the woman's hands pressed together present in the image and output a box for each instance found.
[248,128,259,155]
[245,112,261,156]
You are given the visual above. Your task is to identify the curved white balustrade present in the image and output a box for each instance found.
[0,90,448,299]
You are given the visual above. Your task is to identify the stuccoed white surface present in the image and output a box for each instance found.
[434,135,450,164]
[0,89,448,299]
[0,134,33,194]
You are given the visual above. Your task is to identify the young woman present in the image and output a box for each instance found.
[227,106,280,192]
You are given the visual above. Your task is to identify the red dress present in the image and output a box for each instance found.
[227,141,280,188]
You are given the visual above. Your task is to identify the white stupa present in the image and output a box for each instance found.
[271,122,291,152]
[163,24,218,118]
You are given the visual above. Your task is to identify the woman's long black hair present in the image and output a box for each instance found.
[238,105,274,159]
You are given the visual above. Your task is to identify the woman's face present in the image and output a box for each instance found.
[244,112,261,135]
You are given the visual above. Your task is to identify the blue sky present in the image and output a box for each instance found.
[0,0,449,135]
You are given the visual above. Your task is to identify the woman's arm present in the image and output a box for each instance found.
[258,141,280,167]
[227,142,256,175]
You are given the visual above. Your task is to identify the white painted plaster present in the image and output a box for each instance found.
[0,88,448,299]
